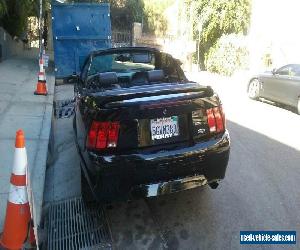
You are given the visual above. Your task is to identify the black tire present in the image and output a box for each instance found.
[248,79,260,100]
[81,169,96,207]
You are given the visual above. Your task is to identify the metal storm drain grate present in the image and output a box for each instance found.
[46,197,112,250]
[54,98,75,119]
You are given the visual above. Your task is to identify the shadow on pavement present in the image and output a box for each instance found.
[108,120,300,250]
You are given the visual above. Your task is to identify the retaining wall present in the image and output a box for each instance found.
[0,27,41,61]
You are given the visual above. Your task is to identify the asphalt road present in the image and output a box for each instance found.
[44,74,300,250]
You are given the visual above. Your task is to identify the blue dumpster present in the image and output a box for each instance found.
[51,1,112,79]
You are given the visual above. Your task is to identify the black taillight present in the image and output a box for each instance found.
[87,121,120,150]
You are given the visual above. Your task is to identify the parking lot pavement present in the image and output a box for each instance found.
[44,73,300,249]
[0,57,54,230]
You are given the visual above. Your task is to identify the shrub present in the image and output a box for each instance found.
[205,34,249,76]
[193,0,252,69]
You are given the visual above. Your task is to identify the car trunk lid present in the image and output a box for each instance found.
[85,82,223,152]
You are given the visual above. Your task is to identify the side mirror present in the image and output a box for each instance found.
[272,68,277,75]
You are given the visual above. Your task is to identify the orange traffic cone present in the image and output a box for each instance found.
[34,58,48,96]
[28,220,36,247]
[0,130,31,249]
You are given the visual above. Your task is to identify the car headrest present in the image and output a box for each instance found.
[132,53,152,63]
[147,70,164,83]
[98,72,118,86]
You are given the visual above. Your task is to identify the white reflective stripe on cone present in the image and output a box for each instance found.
[8,185,28,204]
[38,75,46,81]
[12,148,27,175]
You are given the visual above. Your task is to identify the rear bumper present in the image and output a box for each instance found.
[131,175,208,198]
[82,131,230,202]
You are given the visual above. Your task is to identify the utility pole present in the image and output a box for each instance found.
[38,0,43,57]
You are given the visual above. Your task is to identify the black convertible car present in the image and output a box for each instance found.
[73,47,230,204]
[248,64,300,114]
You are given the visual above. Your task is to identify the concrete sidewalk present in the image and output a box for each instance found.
[0,57,54,230]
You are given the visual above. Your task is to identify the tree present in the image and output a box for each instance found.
[0,0,7,18]
[193,0,251,69]
[0,0,40,37]
[143,0,174,36]
[206,34,249,76]
[108,0,144,30]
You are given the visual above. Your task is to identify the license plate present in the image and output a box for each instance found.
[151,116,179,140]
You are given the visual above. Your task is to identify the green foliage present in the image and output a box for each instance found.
[205,34,249,76]
[143,0,173,36]
[109,0,144,30]
[0,0,252,55]
[0,0,40,37]
[97,0,171,34]
[0,0,7,18]
[1,0,171,38]
[68,0,170,34]
[193,0,252,70]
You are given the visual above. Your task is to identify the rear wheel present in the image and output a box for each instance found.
[248,79,260,99]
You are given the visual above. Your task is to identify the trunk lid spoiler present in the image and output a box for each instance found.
[87,82,214,107]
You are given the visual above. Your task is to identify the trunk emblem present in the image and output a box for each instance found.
[163,108,167,115]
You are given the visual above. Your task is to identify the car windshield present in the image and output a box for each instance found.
[88,52,156,76]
